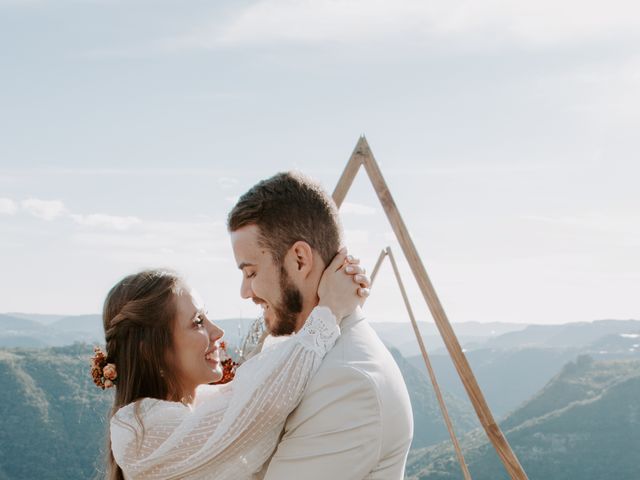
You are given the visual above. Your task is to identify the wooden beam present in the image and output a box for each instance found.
[370,247,472,480]
[332,136,365,208]
[333,137,528,479]
[370,248,388,285]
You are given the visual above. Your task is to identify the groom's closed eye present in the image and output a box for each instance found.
[238,262,257,280]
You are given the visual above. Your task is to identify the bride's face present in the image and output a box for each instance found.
[171,283,224,395]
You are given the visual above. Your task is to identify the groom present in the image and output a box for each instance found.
[228,171,413,479]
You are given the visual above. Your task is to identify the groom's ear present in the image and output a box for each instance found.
[287,241,314,278]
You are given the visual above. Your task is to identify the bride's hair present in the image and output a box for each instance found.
[101,269,183,480]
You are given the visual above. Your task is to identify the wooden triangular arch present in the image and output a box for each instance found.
[333,136,528,479]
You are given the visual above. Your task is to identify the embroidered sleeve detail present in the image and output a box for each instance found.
[296,306,340,356]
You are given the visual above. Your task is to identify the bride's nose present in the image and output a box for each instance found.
[207,321,224,342]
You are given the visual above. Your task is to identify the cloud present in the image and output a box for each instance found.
[21,198,66,221]
[0,167,232,177]
[341,201,377,216]
[524,212,640,234]
[166,0,640,51]
[0,0,42,6]
[71,213,142,231]
[524,212,640,248]
[343,228,372,246]
[12,197,142,231]
[218,176,239,189]
[0,198,18,215]
[70,219,229,266]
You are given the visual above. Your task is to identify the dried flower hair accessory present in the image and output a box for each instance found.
[213,341,238,385]
[91,346,117,389]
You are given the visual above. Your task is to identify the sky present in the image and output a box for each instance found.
[1,0,639,325]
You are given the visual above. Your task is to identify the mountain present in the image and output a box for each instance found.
[404,320,640,418]
[588,331,640,354]
[483,319,640,349]
[0,313,256,352]
[50,314,104,333]
[406,356,640,479]
[0,314,50,348]
[5,312,638,360]
[371,322,527,357]
[0,313,103,348]
[0,314,42,331]
[390,349,478,449]
[407,347,582,419]
[371,318,640,357]
[0,314,530,357]
[0,344,113,479]
[5,313,66,325]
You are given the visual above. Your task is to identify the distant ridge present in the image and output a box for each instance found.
[404,318,640,418]
[3,312,639,356]
[484,319,640,349]
[389,348,478,449]
[405,357,640,480]
[5,313,66,325]
[0,312,258,351]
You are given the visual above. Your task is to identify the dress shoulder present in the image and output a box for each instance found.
[111,397,188,432]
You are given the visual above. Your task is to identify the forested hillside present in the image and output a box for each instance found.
[406,357,640,479]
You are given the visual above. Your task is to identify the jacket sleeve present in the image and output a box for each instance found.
[263,365,383,480]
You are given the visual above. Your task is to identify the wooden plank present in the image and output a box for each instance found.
[385,247,472,480]
[370,248,388,284]
[336,137,528,479]
[332,136,365,208]
[371,246,472,479]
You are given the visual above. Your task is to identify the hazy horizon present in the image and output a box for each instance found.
[3,310,638,326]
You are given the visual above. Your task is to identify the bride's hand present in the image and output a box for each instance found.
[318,248,371,321]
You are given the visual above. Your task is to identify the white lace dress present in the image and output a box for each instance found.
[110,306,339,480]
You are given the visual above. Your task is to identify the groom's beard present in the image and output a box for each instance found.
[270,265,303,337]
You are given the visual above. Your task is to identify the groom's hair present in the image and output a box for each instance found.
[227,171,342,266]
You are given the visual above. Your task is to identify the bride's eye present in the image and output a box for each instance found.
[193,314,205,327]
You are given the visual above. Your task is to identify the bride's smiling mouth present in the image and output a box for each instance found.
[204,347,220,365]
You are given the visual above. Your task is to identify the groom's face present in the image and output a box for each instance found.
[230,224,304,336]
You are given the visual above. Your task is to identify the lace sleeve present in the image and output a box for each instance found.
[110,306,339,479]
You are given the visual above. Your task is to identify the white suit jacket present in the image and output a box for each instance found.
[261,307,414,480]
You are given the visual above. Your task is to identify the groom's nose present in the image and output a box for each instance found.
[240,277,253,299]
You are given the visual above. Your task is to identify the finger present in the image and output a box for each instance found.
[346,255,361,265]
[344,265,368,275]
[354,274,370,288]
[344,265,365,275]
[358,287,370,297]
[329,248,348,272]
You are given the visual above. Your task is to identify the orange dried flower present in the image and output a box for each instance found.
[90,346,117,390]
[213,343,238,385]
[103,364,117,381]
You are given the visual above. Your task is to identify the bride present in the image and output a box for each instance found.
[95,250,369,479]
